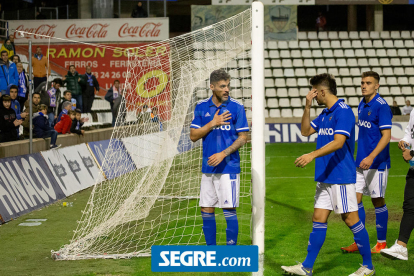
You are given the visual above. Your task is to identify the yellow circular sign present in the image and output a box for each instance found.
[378,0,393,4]
[136,70,168,99]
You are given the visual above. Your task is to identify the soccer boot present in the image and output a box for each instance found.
[371,241,387,253]
[341,242,359,253]
[281,262,313,276]
[380,240,408,260]
[349,264,375,276]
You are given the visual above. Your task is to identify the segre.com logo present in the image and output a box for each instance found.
[151,245,258,272]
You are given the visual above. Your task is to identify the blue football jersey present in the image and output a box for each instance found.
[190,96,249,174]
[356,94,392,169]
[311,99,356,184]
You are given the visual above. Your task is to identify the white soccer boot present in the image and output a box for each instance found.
[349,264,375,276]
[380,240,408,260]
[281,262,313,276]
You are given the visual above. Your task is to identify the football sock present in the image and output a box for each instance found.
[350,220,373,270]
[201,211,216,245]
[302,222,327,269]
[375,204,388,242]
[358,202,366,226]
[223,209,238,245]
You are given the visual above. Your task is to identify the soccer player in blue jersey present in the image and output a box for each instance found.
[190,69,249,246]
[281,74,375,276]
[341,71,392,254]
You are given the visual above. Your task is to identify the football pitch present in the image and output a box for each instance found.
[0,142,412,276]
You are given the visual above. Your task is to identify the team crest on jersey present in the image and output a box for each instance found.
[368,110,372,116]
[329,116,332,121]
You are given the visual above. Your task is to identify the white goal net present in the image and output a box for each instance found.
[53,8,253,260]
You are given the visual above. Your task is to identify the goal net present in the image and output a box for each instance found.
[53,8,254,260]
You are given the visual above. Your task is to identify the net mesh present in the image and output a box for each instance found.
[52,8,253,260]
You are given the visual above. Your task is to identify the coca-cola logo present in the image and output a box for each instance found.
[66,23,109,39]
[14,24,56,39]
[118,22,162,38]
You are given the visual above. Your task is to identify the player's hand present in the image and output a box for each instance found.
[359,156,374,170]
[13,119,23,126]
[207,152,226,167]
[211,110,231,128]
[295,153,314,168]
[305,89,318,108]
[402,149,412,162]
[398,141,408,151]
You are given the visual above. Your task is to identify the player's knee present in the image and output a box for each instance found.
[371,197,385,207]
[201,207,215,213]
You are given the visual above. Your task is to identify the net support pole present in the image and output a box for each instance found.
[251,0,265,272]
[29,40,33,154]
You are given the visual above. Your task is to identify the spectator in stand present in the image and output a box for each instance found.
[391,101,402,116]
[151,106,163,131]
[112,88,126,126]
[8,85,27,138]
[82,66,99,113]
[0,50,18,96]
[22,92,41,138]
[57,101,72,123]
[105,79,121,125]
[32,46,50,90]
[0,39,14,60]
[16,62,29,112]
[63,65,85,111]
[316,11,327,33]
[54,109,75,134]
[12,55,20,64]
[33,104,61,149]
[402,100,413,116]
[36,78,62,127]
[0,94,22,142]
[58,90,76,114]
[131,1,148,18]
[70,109,86,136]
[8,34,16,54]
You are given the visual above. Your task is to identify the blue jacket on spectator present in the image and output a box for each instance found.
[0,60,18,93]
[7,86,22,120]
[33,112,54,138]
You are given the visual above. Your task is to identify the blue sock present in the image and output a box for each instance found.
[223,209,238,245]
[350,220,373,270]
[375,204,388,242]
[358,202,366,226]
[201,211,216,245]
[302,222,327,269]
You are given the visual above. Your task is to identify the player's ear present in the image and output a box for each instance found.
[210,83,215,91]
[375,83,380,91]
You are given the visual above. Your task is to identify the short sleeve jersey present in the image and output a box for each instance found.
[356,94,393,169]
[190,96,249,174]
[311,99,356,184]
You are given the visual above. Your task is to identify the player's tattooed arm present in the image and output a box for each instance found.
[223,132,248,157]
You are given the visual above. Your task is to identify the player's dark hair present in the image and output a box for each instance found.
[9,85,18,92]
[75,108,82,114]
[210,69,230,84]
[310,73,337,96]
[361,71,380,83]
[53,78,63,86]
[64,90,72,96]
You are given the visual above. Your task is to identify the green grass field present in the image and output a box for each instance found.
[0,143,412,276]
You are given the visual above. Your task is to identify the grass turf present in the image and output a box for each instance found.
[0,142,412,275]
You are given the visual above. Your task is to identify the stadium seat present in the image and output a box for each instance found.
[380,58,390,66]
[352,40,363,49]
[409,49,414,57]
[365,49,375,57]
[338,58,349,67]
[341,40,352,48]
[267,98,278,108]
[293,59,304,67]
[353,77,361,86]
[264,109,269,118]
[339,31,348,39]
[401,31,411,39]
[298,88,308,97]
[281,109,293,117]
[284,69,295,77]
[326,59,336,67]
[267,41,278,49]
[231,79,241,88]
[265,69,272,77]
[349,31,359,39]
[312,50,323,58]
[299,41,310,49]
[245,109,252,119]
[264,59,271,68]
[394,40,405,48]
[391,31,400,39]
[345,87,357,96]
[280,50,290,58]
[232,89,243,99]
[329,31,339,39]
[390,87,402,95]
[306,68,317,76]
[344,49,355,57]
[269,109,281,118]
[331,40,341,49]
[342,77,353,86]
[293,108,303,117]
[351,107,358,116]
[310,41,320,49]
[372,67,383,75]
[384,40,393,48]
[291,50,301,58]
[286,78,297,87]
[387,49,398,57]
[383,67,394,76]
[401,58,411,66]
[315,59,325,67]
[368,58,379,66]
[337,87,345,97]
[321,41,330,48]
[323,49,334,57]
[350,68,361,76]
[328,68,339,76]
[303,59,314,67]
[289,41,299,49]
[279,98,290,107]
[370,31,380,39]
[398,77,409,85]
[277,88,288,97]
[339,68,350,77]
[318,32,328,40]
[373,40,383,48]
[358,58,369,66]
[194,51,204,59]
[271,59,282,67]
[295,68,306,77]
[380,31,390,39]
[264,79,274,87]
[347,97,360,107]
[377,49,387,57]
[302,50,312,58]
[298,32,307,40]
[334,49,344,57]
[395,96,405,106]
[273,69,284,77]
[269,50,279,58]
[282,59,293,67]
[380,87,390,95]
[387,77,398,85]
[205,51,216,59]
[391,58,401,66]
[244,99,252,108]
[291,98,302,107]
[362,40,373,48]
[402,87,412,95]
[360,31,370,39]
[288,88,300,97]
[298,78,308,87]
[405,67,414,75]
[266,88,277,97]
[405,40,414,48]
[308,32,318,40]
[275,79,286,87]
[335,77,342,86]
[383,96,393,105]
[394,67,405,76]
[241,79,251,88]
[278,41,289,49]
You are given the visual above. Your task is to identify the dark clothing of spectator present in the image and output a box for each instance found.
[82,72,99,113]
[7,36,16,54]
[63,70,85,111]
[0,60,18,94]
[391,106,402,116]
[54,114,72,134]
[0,97,18,142]
[36,12,47,20]
[32,112,58,145]
[112,94,126,127]
[17,69,29,112]
[131,6,148,18]
[57,98,76,115]
[22,99,40,138]
[35,81,61,115]
[70,118,84,135]
[105,85,117,111]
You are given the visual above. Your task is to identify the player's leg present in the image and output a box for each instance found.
[282,182,331,276]
[199,173,219,245]
[335,184,375,275]
[218,174,239,245]
[341,169,366,253]
[369,168,389,253]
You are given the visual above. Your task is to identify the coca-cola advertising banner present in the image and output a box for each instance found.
[8,18,169,44]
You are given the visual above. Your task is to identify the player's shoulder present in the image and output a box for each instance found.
[229,97,244,107]
[335,100,354,117]
[337,100,351,110]
[374,95,388,106]
[196,98,210,106]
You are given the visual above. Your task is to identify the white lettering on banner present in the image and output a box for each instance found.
[0,168,23,215]
[358,120,372,128]
[160,251,216,267]
[0,182,15,216]
[29,157,57,200]
[0,163,31,210]
[10,18,169,43]
[12,160,47,204]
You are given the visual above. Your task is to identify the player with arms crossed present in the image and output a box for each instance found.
[341,71,392,254]
[190,69,249,246]
[281,74,375,276]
